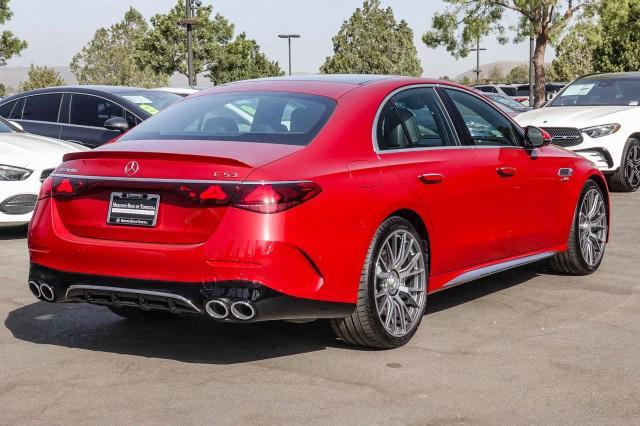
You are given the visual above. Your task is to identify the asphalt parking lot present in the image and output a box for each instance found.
[0,192,639,425]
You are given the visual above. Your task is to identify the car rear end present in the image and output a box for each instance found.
[27,87,356,322]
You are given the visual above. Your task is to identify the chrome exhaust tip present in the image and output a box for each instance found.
[230,300,256,321]
[28,281,42,299]
[205,299,230,319]
[39,283,55,302]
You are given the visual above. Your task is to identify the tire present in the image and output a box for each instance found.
[107,305,176,321]
[607,138,640,192]
[550,180,608,275]
[330,216,428,349]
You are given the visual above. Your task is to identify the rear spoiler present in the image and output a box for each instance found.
[62,151,252,168]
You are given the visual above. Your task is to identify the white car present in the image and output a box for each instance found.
[516,72,640,192]
[155,87,199,98]
[0,118,88,227]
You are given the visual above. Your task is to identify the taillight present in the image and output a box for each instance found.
[51,177,88,198]
[232,182,322,214]
[37,177,53,200]
[176,183,235,206]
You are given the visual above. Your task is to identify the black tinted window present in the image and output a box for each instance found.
[445,89,519,147]
[120,92,336,146]
[0,100,16,118]
[22,94,62,122]
[9,98,24,120]
[71,94,124,127]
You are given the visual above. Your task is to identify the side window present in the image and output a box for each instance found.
[22,94,63,122]
[0,100,16,118]
[392,88,454,148]
[376,100,410,150]
[9,98,24,120]
[443,89,520,147]
[124,110,140,128]
[70,94,124,127]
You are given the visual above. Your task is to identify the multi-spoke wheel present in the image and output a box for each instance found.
[331,217,428,348]
[608,138,640,192]
[550,180,608,275]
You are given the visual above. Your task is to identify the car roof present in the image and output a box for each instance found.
[198,74,461,100]
[580,72,640,80]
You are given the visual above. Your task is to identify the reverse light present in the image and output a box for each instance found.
[581,123,620,138]
[232,182,322,214]
[0,164,33,181]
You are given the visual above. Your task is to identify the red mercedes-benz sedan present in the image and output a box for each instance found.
[27,75,610,348]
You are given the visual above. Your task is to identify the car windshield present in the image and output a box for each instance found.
[119,92,337,146]
[115,90,181,115]
[0,116,17,133]
[550,76,640,107]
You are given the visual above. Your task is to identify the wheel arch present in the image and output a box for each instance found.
[587,173,611,241]
[385,208,431,260]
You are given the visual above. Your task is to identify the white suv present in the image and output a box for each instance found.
[516,72,640,192]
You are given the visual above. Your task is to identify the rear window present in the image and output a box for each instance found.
[120,92,336,146]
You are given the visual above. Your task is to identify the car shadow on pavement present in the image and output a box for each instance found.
[4,263,543,364]
[0,225,28,240]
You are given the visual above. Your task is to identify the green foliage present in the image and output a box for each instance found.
[0,0,27,67]
[592,0,640,72]
[551,22,598,81]
[422,0,597,106]
[458,75,473,86]
[507,65,529,83]
[70,7,168,88]
[137,2,233,80]
[0,83,5,97]
[19,64,65,91]
[320,0,422,76]
[206,33,283,85]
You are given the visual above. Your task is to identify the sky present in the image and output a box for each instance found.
[3,0,555,79]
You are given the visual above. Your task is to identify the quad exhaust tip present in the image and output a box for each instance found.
[28,281,41,299]
[28,280,55,302]
[205,299,230,319]
[230,300,256,321]
[205,299,257,321]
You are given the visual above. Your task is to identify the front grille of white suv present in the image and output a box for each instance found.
[542,127,583,147]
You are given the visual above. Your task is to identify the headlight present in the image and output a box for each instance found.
[0,164,33,181]
[581,123,621,138]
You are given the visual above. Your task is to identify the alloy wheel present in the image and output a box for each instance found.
[625,145,640,189]
[578,188,608,267]
[373,229,427,337]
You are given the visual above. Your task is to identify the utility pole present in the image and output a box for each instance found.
[179,0,201,87]
[278,34,301,76]
[469,36,486,84]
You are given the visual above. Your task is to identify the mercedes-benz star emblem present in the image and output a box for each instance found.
[124,161,139,176]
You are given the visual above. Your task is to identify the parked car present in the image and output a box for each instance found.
[516,72,640,192]
[0,117,87,227]
[0,86,181,148]
[479,92,531,116]
[155,87,199,98]
[28,75,609,348]
[473,84,529,104]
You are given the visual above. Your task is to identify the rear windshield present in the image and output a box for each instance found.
[115,90,181,115]
[119,92,336,146]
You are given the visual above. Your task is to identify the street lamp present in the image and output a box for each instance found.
[470,36,487,85]
[179,0,202,87]
[278,34,301,76]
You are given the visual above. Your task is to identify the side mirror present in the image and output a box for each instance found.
[104,117,129,133]
[524,126,552,148]
[9,120,24,132]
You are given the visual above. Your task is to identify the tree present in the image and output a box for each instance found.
[507,64,529,83]
[458,76,473,86]
[320,0,422,76]
[422,0,599,107]
[551,21,598,81]
[206,33,283,85]
[137,2,233,82]
[70,7,168,88]
[0,0,26,67]
[592,0,640,73]
[19,64,65,91]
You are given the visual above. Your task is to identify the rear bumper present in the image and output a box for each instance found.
[28,263,355,322]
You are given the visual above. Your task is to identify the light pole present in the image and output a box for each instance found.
[179,0,201,87]
[278,34,301,76]
[469,36,486,84]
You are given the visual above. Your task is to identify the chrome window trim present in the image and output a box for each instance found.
[371,84,462,154]
[50,173,312,186]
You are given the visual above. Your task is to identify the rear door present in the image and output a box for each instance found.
[15,94,63,139]
[439,87,564,259]
[374,87,495,276]
[60,94,123,147]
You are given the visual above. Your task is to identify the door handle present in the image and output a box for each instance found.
[496,167,517,177]
[418,173,445,184]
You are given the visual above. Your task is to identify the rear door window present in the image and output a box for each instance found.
[22,94,62,122]
[70,94,124,127]
[0,100,16,118]
[9,98,24,120]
